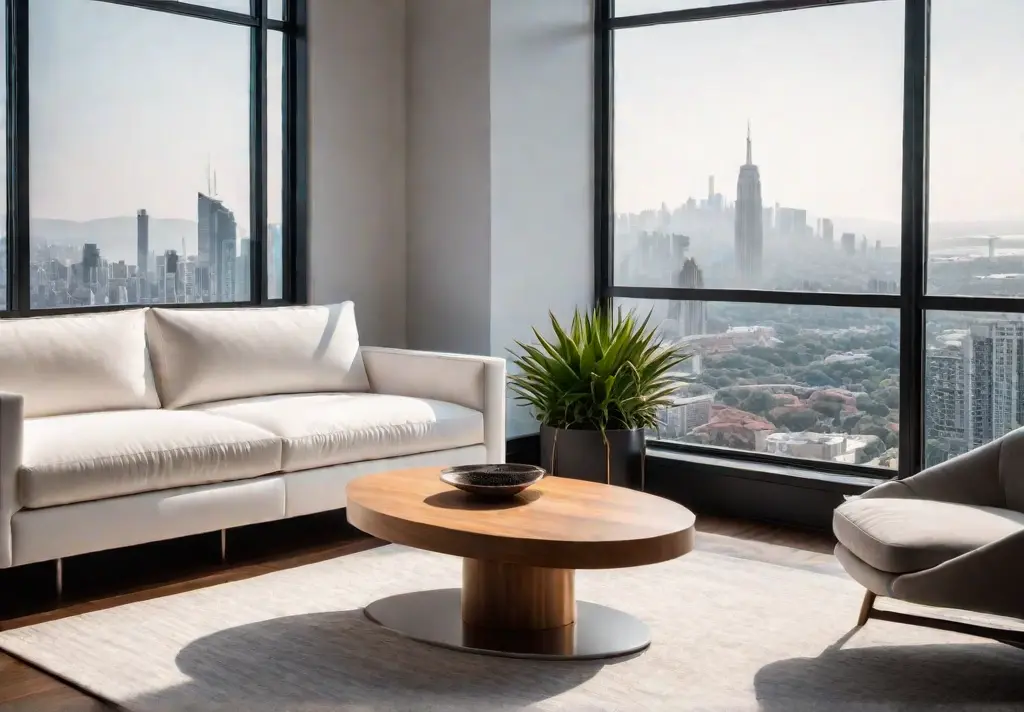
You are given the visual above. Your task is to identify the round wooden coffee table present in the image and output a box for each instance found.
[346,467,695,660]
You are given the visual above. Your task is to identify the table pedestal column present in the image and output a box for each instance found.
[462,559,575,630]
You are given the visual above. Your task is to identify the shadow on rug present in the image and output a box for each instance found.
[148,609,611,710]
[756,637,1024,711]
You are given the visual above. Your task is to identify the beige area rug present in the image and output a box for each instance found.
[2,545,1023,712]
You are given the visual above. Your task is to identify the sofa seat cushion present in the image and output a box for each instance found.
[833,497,1024,574]
[190,393,484,472]
[19,410,283,509]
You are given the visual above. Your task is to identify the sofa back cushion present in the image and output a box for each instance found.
[146,302,370,408]
[0,309,160,418]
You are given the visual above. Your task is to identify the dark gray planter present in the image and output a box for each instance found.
[539,425,646,490]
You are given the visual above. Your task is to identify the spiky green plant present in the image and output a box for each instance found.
[508,306,689,435]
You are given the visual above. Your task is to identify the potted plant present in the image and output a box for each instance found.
[509,306,688,490]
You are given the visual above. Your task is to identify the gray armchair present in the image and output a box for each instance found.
[833,429,1024,638]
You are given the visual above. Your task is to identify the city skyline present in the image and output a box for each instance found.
[613,0,1024,224]
[25,0,287,233]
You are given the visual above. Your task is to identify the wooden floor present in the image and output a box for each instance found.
[0,514,835,711]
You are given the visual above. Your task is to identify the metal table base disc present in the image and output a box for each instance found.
[364,588,651,661]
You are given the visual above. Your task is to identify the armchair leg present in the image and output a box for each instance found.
[220,529,227,564]
[55,558,63,600]
[857,590,876,627]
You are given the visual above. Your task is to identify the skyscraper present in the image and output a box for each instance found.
[679,257,706,338]
[137,209,149,279]
[966,321,1024,449]
[925,346,968,464]
[197,192,238,302]
[822,218,834,244]
[734,124,763,284]
[82,243,100,287]
[927,320,1024,465]
[235,238,251,301]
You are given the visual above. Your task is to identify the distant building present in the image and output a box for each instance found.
[966,321,1024,449]
[734,124,763,285]
[762,431,874,464]
[82,243,100,287]
[654,392,715,440]
[822,218,834,244]
[235,238,251,302]
[926,345,968,462]
[137,209,149,280]
[668,257,706,337]
[197,192,238,302]
[841,232,856,255]
[926,320,1024,464]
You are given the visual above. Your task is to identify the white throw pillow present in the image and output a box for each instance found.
[146,302,370,408]
[0,309,160,418]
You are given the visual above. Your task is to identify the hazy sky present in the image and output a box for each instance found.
[614,0,1024,224]
[28,0,286,234]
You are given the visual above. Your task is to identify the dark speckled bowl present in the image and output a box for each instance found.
[440,464,546,499]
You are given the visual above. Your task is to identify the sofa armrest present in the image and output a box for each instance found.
[0,392,24,568]
[360,347,506,463]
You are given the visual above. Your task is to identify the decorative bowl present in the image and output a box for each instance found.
[440,464,546,499]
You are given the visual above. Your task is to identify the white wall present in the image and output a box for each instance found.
[406,0,493,355]
[308,0,595,438]
[405,0,594,436]
[489,0,595,435]
[308,0,407,347]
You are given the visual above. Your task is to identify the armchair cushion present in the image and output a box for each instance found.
[190,393,484,472]
[834,497,1024,574]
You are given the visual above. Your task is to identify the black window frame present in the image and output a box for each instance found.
[597,0,1024,482]
[1,0,308,317]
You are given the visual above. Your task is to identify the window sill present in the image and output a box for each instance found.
[647,446,884,494]
[645,446,879,532]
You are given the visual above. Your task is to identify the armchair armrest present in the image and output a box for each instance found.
[360,347,506,463]
[0,392,24,568]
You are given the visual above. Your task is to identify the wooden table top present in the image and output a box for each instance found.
[346,468,695,570]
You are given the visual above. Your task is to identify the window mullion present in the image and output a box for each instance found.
[897,0,930,479]
[249,0,267,305]
[10,0,28,316]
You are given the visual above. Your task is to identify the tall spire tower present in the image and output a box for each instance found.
[746,121,752,165]
[735,122,764,285]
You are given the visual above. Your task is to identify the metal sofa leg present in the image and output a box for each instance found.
[55,558,63,599]
[857,590,876,626]
[220,529,227,564]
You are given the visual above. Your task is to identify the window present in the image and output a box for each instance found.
[600,0,1022,480]
[0,0,305,315]
[924,312,1024,467]
[927,0,1024,297]
[613,1,903,292]
[618,298,900,469]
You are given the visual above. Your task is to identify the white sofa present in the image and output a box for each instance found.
[0,302,505,571]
